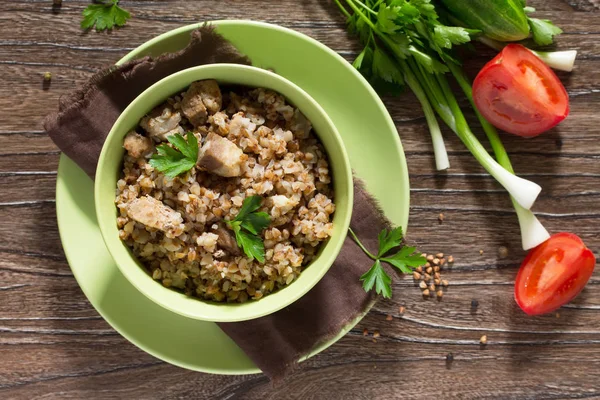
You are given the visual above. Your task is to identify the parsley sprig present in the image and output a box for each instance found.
[226,196,271,263]
[81,0,131,32]
[349,227,426,299]
[524,7,563,46]
[149,132,199,178]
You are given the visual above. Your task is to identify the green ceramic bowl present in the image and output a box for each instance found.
[95,64,353,323]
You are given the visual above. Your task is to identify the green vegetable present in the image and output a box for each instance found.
[226,196,270,263]
[149,132,198,178]
[527,17,563,46]
[349,227,426,298]
[438,0,530,42]
[337,0,542,211]
[81,0,131,32]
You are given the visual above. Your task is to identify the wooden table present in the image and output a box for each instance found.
[1,1,599,398]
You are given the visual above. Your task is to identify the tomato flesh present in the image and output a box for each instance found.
[473,44,569,137]
[515,233,596,316]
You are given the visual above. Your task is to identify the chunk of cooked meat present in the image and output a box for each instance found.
[267,195,300,217]
[181,80,222,126]
[213,223,241,256]
[123,131,153,158]
[126,196,184,237]
[197,132,243,177]
[140,104,183,140]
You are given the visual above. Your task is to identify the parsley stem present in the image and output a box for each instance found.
[334,0,351,19]
[348,0,377,15]
[348,228,377,261]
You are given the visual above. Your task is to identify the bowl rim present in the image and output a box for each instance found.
[94,63,353,322]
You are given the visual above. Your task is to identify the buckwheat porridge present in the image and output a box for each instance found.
[115,80,335,303]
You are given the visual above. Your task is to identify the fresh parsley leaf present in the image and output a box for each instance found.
[350,227,426,299]
[373,46,404,84]
[234,195,263,221]
[81,0,131,32]
[241,212,271,235]
[523,6,536,14]
[235,229,266,263]
[433,26,478,49]
[381,246,427,274]
[226,196,271,263]
[377,226,404,257]
[359,260,392,299]
[528,17,563,46]
[149,132,198,178]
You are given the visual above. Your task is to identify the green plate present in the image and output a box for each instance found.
[55,20,409,374]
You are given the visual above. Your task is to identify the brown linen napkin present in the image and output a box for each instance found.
[45,26,391,380]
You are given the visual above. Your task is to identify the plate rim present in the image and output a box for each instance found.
[55,20,410,375]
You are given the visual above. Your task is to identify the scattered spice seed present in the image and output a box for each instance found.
[448,255,454,264]
[363,328,369,336]
[498,246,509,259]
[555,313,560,319]
[436,252,444,259]
[373,330,380,338]
[372,338,377,343]
[422,289,430,297]
[434,265,440,273]
[471,299,479,309]
[442,280,449,287]
[426,254,434,262]
[386,314,393,321]
[43,72,52,81]
[446,353,454,362]
[425,262,431,268]
[434,258,441,266]
[479,249,484,255]
[434,278,441,285]
[419,281,427,290]
[421,253,427,258]
[438,213,445,223]
[424,274,431,282]
[413,271,422,280]
[439,258,446,267]
[426,266,433,274]
[53,0,62,5]
[436,290,444,298]
[429,284,436,292]
[416,266,423,273]
[434,272,441,279]
[399,306,405,314]
[480,335,488,345]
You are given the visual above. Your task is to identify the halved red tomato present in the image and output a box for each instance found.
[515,232,596,316]
[473,44,569,137]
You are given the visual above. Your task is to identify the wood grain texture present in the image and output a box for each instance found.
[0,0,599,398]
